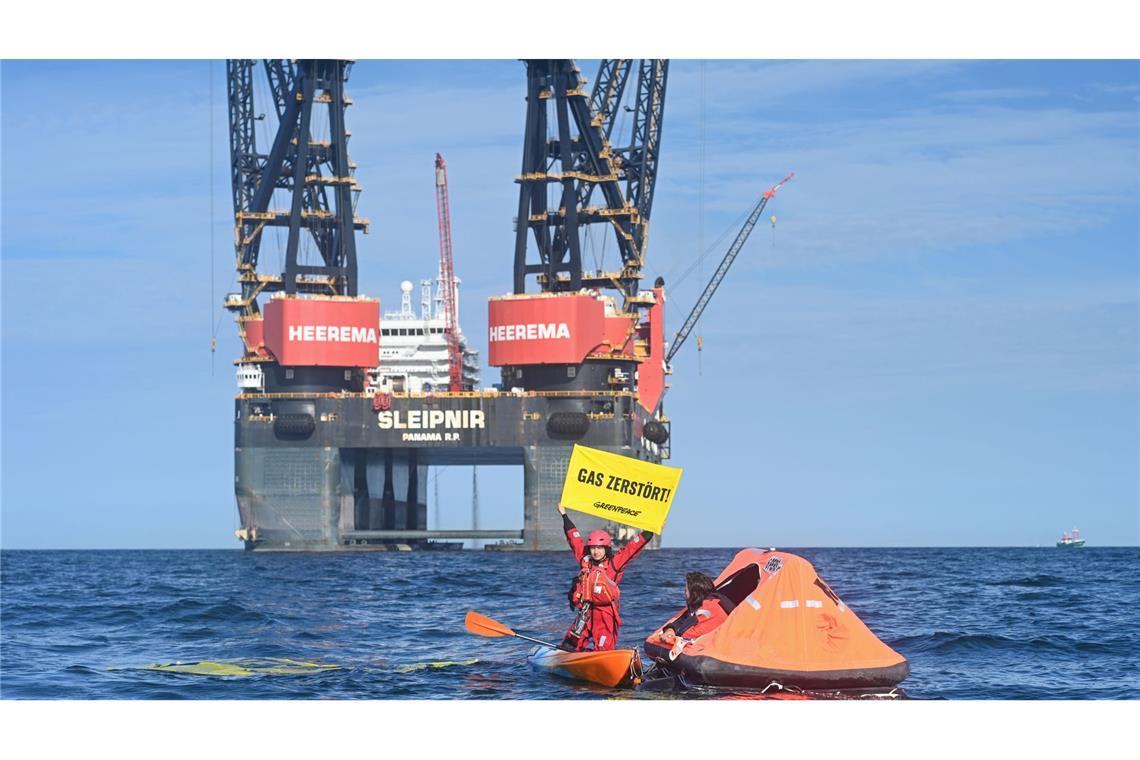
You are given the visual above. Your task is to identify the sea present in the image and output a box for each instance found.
[1,547,1137,700]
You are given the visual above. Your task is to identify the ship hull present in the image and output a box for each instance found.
[234,391,666,551]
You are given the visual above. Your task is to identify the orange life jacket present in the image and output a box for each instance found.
[572,558,622,609]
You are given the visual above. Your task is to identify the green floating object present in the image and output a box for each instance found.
[141,657,341,678]
[395,659,479,674]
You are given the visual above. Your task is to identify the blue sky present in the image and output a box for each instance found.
[2,60,1137,548]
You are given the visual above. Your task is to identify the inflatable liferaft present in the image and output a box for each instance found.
[644,549,909,690]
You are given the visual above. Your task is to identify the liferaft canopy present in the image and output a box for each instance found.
[644,549,909,689]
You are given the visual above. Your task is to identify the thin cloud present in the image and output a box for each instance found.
[935,87,1052,102]
[650,101,1138,279]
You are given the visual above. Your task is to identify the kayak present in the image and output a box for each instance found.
[526,645,641,688]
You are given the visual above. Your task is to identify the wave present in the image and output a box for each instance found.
[157,599,273,625]
[891,630,1123,656]
[987,575,1066,588]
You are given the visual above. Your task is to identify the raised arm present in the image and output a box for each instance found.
[611,530,654,573]
[559,504,585,562]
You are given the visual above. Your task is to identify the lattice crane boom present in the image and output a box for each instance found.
[435,153,463,391]
[512,59,669,304]
[224,59,366,318]
[665,172,794,365]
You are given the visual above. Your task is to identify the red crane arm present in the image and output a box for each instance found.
[435,153,463,391]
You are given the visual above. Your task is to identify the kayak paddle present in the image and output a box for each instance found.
[465,610,562,650]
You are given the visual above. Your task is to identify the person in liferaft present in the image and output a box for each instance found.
[660,571,736,659]
[557,503,653,651]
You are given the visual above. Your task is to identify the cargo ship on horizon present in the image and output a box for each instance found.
[1056,528,1086,548]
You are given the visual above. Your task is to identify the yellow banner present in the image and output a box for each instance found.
[559,444,683,534]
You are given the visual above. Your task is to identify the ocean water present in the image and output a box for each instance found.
[1,547,1137,700]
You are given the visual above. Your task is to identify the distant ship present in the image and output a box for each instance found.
[1056,528,1086,548]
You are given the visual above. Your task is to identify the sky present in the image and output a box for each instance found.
[2,59,1137,549]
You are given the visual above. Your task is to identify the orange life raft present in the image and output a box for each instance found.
[644,549,909,690]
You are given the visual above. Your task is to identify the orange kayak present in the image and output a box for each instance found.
[526,645,640,688]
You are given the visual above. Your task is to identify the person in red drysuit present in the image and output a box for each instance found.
[660,571,735,656]
[557,503,653,651]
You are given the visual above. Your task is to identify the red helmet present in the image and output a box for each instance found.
[586,530,612,547]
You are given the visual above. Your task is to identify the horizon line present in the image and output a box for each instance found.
[2,544,1136,551]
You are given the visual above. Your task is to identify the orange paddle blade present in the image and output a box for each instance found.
[465,610,515,638]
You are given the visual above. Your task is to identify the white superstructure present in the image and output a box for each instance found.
[369,277,480,393]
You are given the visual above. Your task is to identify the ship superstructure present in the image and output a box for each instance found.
[371,277,480,394]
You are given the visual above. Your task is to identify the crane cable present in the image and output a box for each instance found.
[209,60,217,376]
[696,61,705,376]
[430,466,449,530]
[210,62,241,372]
[211,62,254,361]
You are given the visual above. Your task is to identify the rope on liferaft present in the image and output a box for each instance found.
[629,649,644,685]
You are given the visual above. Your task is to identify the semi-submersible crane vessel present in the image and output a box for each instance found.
[226,59,674,550]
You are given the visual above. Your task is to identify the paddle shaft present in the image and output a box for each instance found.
[465,610,563,650]
[510,631,562,650]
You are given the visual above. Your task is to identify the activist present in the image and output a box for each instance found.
[659,571,735,659]
[557,503,653,651]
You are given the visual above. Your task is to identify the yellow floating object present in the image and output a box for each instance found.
[141,657,340,677]
[146,661,253,677]
[395,659,479,673]
[770,215,777,227]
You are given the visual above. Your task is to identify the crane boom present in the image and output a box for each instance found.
[666,172,794,365]
[513,59,668,302]
[225,59,365,317]
[435,153,463,391]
